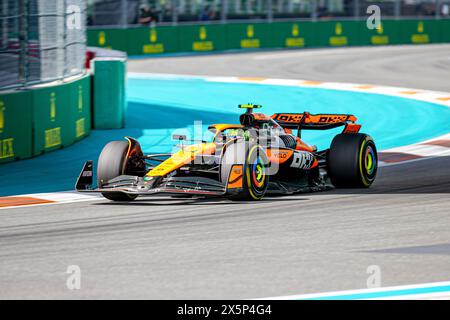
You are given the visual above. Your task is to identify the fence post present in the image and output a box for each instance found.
[394,0,401,19]
[18,0,28,88]
[353,0,360,19]
[1,0,7,49]
[311,0,317,21]
[120,0,127,27]
[267,0,273,22]
[63,0,67,82]
[172,0,178,26]
[221,0,227,23]
[436,0,441,19]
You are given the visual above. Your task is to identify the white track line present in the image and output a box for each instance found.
[258,281,450,300]
[0,192,103,211]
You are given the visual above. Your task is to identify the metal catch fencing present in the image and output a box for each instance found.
[0,0,87,90]
[86,0,450,27]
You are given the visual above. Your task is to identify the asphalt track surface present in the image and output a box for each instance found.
[1,45,450,299]
[129,44,450,92]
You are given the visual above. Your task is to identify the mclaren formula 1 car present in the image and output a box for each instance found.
[76,104,378,201]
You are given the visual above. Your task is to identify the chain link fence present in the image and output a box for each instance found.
[0,0,87,90]
[86,0,450,27]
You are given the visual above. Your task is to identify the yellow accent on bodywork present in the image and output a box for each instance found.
[238,103,262,109]
[209,124,244,141]
[147,142,216,177]
[210,124,243,132]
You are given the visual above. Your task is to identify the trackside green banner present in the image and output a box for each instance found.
[33,74,92,156]
[0,90,33,163]
[70,75,91,142]
[87,28,129,52]
[359,20,400,46]
[226,23,274,49]
[0,74,92,163]
[316,21,361,47]
[87,19,450,56]
[273,22,316,48]
[441,20,450,42]
[131,26,180,55]
[399,19,441,45]
[179,24,226,52]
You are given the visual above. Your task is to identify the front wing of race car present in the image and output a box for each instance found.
[75,160,235,197]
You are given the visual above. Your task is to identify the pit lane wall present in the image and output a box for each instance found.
[0,75,91,164]
[87,19,450,55]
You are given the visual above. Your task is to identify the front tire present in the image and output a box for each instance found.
[328,133,377,188]
[97,141,137,201]
[220,141,269,200]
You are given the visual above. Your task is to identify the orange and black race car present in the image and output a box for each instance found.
[75,104,378,201]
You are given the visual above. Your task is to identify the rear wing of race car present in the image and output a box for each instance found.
[271,112,361,136]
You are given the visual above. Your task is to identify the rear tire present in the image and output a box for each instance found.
[220,141,269,200]
[97,141,137,201]
[328,133,377,188]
